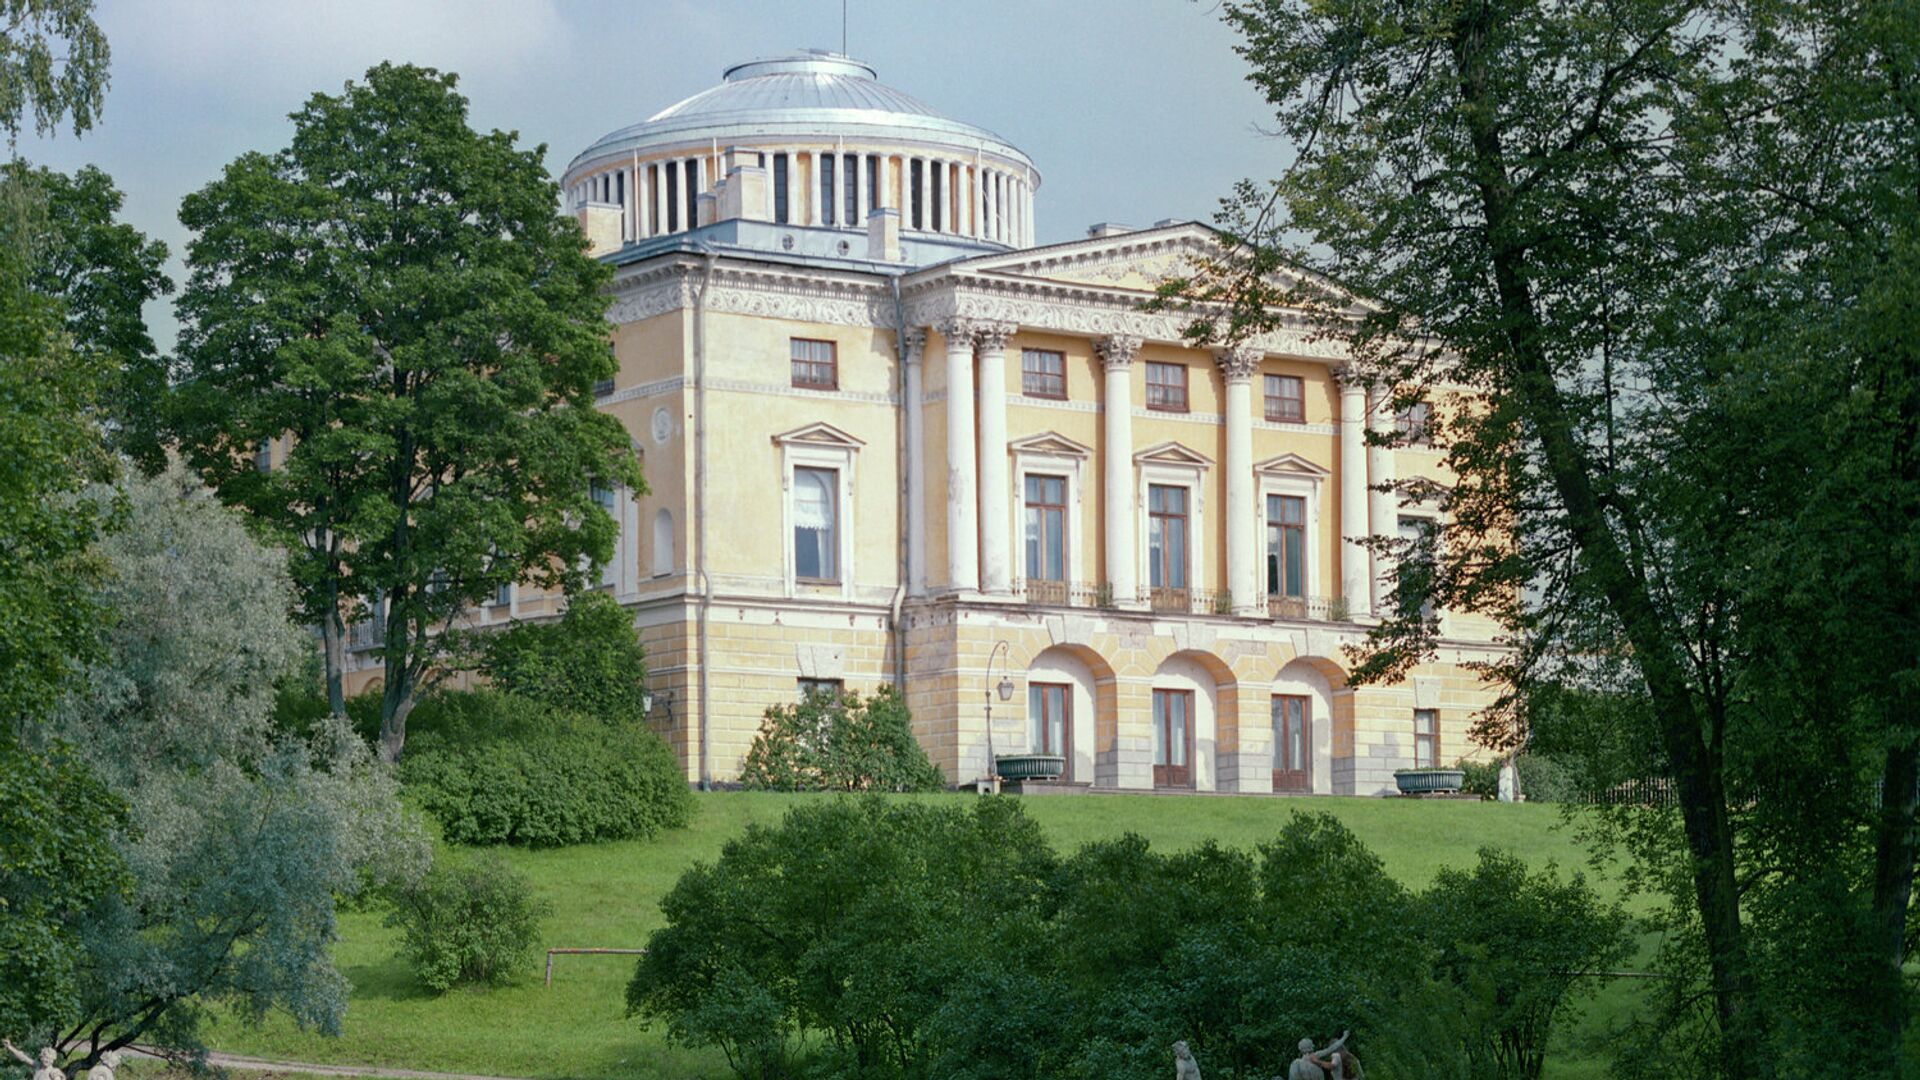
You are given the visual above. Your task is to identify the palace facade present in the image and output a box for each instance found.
[353,51,1505,794]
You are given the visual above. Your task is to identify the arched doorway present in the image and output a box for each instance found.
[1025,645,1100,783]
[1272,658,1337,794]
[1150,652,1229,791]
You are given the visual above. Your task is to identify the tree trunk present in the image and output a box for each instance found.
[377,614,414,764]
[1445,12,1756,1073]
[1868,736,1919,1068]
[321,587,347,719]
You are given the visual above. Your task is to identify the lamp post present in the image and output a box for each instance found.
[985,640,1014,786]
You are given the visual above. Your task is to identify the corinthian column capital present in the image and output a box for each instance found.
[973,320,1017,352]
[1094,334,1143,371]
[1331,362,1370,390]
[900,327,927,364]
[936,317,976,348]
[1214,344,1262,384]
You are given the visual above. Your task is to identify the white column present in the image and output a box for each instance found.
[1367,383,1399,613]
[1097,335,1143,606]
[1335,366,1371,617]
[1218,346,1260,614]
[976,321,1016,594]
[940,319,980,593]
[903,328,928,596]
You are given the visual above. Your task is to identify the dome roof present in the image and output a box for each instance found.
[565,51,1037,181]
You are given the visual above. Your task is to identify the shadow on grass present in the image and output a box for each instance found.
[342,955,441,1004]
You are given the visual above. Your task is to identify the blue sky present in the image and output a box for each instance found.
[18,0,1288,346]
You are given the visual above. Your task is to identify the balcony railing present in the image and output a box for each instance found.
[1007,581,1353,623]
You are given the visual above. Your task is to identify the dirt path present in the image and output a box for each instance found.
[128,1047,535,1080]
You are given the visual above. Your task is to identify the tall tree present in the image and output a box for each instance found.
[1171,0,1919,1073]
[173,62,641,757]
[31,465,425,1074]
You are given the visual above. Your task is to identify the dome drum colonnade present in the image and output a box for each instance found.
[562,53,1037,249]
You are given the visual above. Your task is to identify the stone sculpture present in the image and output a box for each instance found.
[1498,758,1518,802]
[1173,1039,1202,1080]
[89,1051,122,1080]
[3,1040,65,1080]
[1287,1031,1354,1080]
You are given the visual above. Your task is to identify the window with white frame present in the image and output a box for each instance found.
[793,466,839,582]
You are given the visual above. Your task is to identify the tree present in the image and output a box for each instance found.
[738,685,945,793]
[0,0,109,143]
[4,162,173,470]
[30,465,426,1074]
[173,62,642,758]
[1170,1,1919,1073]
[475,590,650,723]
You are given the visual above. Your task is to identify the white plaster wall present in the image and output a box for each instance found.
[1026,647,1097,783]
[1273,659,1335,795]
[1151,654,1218,792]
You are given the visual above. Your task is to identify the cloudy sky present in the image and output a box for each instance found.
[18,0,1290,346]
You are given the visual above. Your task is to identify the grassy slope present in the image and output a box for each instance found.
[207,792,1632,1079]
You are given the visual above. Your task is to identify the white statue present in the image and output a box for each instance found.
[3,1040,65,1080]
[1173,1039,1202,1080]
[1288,1031,1354,1080]
[89,1051,122,1080]
[1497,758,1518,802]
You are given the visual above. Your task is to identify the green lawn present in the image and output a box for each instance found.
[207,792,1635,1079]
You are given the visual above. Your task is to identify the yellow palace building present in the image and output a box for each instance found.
[353,51,1506,794]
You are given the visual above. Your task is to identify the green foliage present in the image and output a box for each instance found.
[738,685,944,793]
[0,0,109,141]
[386,854,549,993]
[3,161,171,469]
[1419,850,1630,1080]
[35,466,426,1073]
[629,804,1474,1080]
[476,591,649,723]
[399,690,690,848]
[0,739,129,1043]
[172,61,643,761]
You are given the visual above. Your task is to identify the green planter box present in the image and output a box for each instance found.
[997,754,1067,782]
[1394,768,1465,795]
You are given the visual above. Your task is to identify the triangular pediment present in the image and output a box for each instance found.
[1254,452,1331,479]
[1008,431,1093,459]
[952,221,1368,311]
[771,421,865,449]
[1134,440,1214,469]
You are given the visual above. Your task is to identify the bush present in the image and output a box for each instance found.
[386,854,549,992]
[399,690,691,847]
[1459,755,1577,803]
[476,591,650,724]
[739,685,944,793]
[629,804,1470,1080]
[1419,849,1631,1080]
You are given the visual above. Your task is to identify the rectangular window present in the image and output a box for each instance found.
[648,164,661,235]
[1028,682,1069,758]
[1152,688,1193,787]
[793,466,839,582]
[1023,473,1068,597]
[921,160,936,230]
[665,161,680,232]
[254,439,272,473]
[844,153,859,223]
[820,153,836,226]
[790,338,837,390]
[1264,374,1305,422]
[684,160,698,229]
[1021,349,1066,398]
[493,581,513,608]
[1398,516,1438,620]
[1145,362,1188,412]
[1397,399,1433,444]
[1266,494,1306,600]
[1148,484,1189,591]
[798,677,843,701]
[593,377,614,398]
[773,153,790,224]
[1273,694,1310,790]
[1413,708,1439,768]
[867,155,881,211]
[590,481,617,515]
[909,159,923,230]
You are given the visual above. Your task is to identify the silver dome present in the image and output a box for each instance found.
[564,50,1038,182]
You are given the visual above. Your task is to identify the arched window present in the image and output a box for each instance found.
[651,509,674,577]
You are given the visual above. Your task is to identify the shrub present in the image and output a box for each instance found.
[738,685,944,792]
[476,591,651,724]
[386,854,549,992]
[1419,849,1631,1080]
[1459,755,1576,802]
[399,690,691,847]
